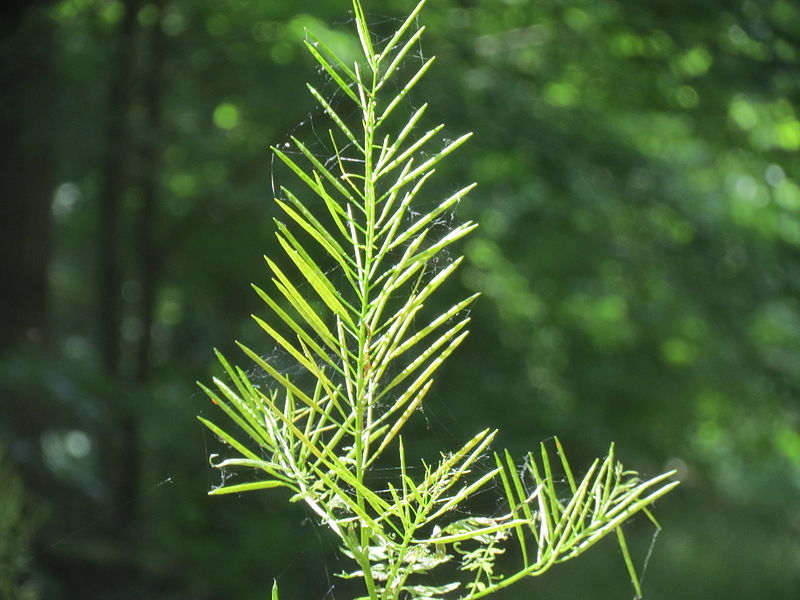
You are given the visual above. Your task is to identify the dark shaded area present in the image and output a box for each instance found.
[1,0,798,598]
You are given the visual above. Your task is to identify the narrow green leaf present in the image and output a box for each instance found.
[387,292,477,360]
[426,429,497,488]
[290,137,366,213]
[210,378,274,444]
[304,39,361,105]
[335,317,357,408]
[428,468,505,522]
[373,103,428,182]
[504,449,536,534]
[209,480,290,496]
[266,257,339,349]
[307,84,363,150]
[385,132,473,195]
[351,0,376,65]
[253,386,395,524]
[305,29,359,82]
[213,349,251,405]
[527,451,554,546]
[376,0,427,63]
[550,459,599,549]
[369,227,430,305]
[374,168,434,256]
[379,223,477,298]
[329,130,368,201]
[308,174,350,242]
[276,232,357,327]
[369,379,433,463]
[377,56,436,125]
[375,123,444,180]
[421,516,523,545]
[495,453,529,566]
[380,318,470,394]
[199,382,272,452]
[389,183,476,251]
[540,443,561,517]
[372,260,468,349]
[272,147,324,199]
[251,283,349,374]
[642,506,662,530]
[377,25,427,90]
[197,416,262,462]
[275,197,357,283]
[237,342,326,416]
[603,471,679,522]
[379,327,469,401]
[616,528,643,599]
[251,314,318,375]
[371,289,476,379]
[603,444,617,510]
[559,479,680,563]
[555,437,577,494]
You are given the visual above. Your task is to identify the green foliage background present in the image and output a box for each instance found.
[1,0,799,598]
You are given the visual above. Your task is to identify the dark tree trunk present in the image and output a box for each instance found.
[118,0,167,545]
[0,2,55,353]
[135,0,166,386]
[0,0,56,523]
[95,0,144,543]
[98,0,141,377]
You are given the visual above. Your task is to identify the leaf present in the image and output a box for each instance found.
[290,137,362,208]
[237,342,325,416]
[377,56,436,125]
[351,0,376,65]
[275,196,357,284]
[304,39,361,105]
[265,257,340,350]
[199,381,271,452]
[385,293,478,362]
[377,25,427,91]
[305,29,359,83]
[495,452,529,566]
[387,183,477,250]
[197,416,262,463]
[376,0,427,64]
[276,231,357,327]
[251,283,347,373]
[375,123,444,180]
[373,103,428,180]
[307,84,364,151]
[425,515,520,545]
[616,528,643,599]
[209,480,290,496]
[384,132,473,196]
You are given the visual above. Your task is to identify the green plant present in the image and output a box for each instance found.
[0,447,40,600]
[199,2,679,598]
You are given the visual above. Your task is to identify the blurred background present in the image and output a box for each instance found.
[2,0,800,598]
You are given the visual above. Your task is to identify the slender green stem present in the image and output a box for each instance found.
[353,60,381,600]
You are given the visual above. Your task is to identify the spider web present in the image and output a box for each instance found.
[258,5,467,441]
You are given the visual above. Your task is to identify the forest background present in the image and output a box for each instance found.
[1,0,799,598]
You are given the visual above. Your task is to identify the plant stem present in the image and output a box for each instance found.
[354,62,381,600]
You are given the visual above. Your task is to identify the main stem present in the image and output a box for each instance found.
[355,63,380,600]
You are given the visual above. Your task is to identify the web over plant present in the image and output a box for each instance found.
[199,2,679,599]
